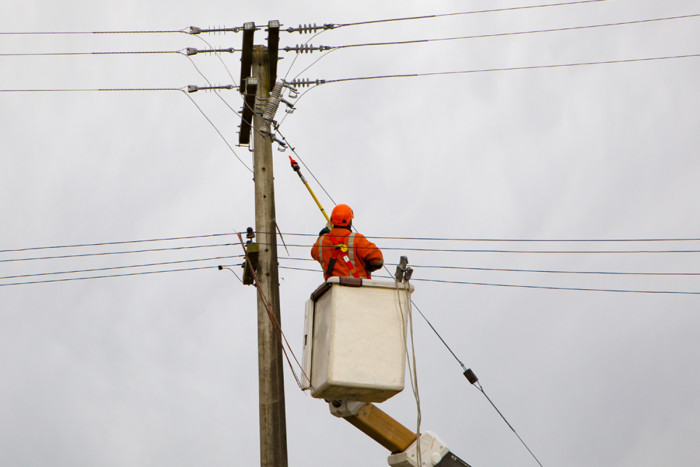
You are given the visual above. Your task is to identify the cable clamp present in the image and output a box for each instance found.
[286,23,336,34]
[285,78,326,88]
[282,44,332,54]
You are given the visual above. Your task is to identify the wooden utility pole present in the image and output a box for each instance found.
[252,43,288,467]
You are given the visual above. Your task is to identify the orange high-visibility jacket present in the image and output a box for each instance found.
[311,228,384,279]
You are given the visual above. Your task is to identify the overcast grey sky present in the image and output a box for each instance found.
[1,1,699,466]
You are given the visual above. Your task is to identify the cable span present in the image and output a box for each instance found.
[332,14,700,50]
[279,267,700,295]
[1,243,235,264]
[322,54,700,86]
[248,241,700,254]
[334,0,610,28]
[409,277,700,295]
[0,87,185,93]
[0,47,240,58]
[0,264,240,287]
[0,50,182,57]
[5,232,700,256]
[0,256,242,281]
[278,257,700,276]
[0,28,189,35]
[0,233,238,254]
[183,93,253,173]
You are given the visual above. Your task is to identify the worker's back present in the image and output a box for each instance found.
[310,204,384,279]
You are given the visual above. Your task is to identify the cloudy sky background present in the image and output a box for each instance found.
[1,0,699,466]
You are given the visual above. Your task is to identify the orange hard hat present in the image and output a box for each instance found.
[331,204,354,226]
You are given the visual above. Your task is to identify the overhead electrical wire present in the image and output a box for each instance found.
[4,233,699,255]
[319,54,700,86]
[183,92,253,173]
[0,242,235,264]
[0,264,239,287]
[0,255,242,281]
[279,266,700,295]
[244,241,700,254]
[0,233,237,254]
[409,277,700,295]
[278,256,700,277]
[272,232,700,242]
[330,14,700,50]
[0,86,187,93]
[0,49,185,57]
[333,0,610,28]
[0,28,190,36]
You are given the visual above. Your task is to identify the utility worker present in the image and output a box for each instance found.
[311,204,384,279]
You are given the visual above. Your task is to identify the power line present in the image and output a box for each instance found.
[0,28,189,36]
[0,255,242,281]
[334,0,610,28]
[278,257,700,276]
[0,50,182,57]
[410,277,700,295]
[5,232,699,255]
[0,47,239,58]
[331,14,700,50]
[255,241,700,254]
[0,243,235,264]
[318,54,700,86]
[0,86,185,93]
[279,266,700,295]
[0,264,240,287]
[0,233,237,254]
[473,381,544,467]
[184,93,253,173]
[273,232,700,242]
[0,84,235,93]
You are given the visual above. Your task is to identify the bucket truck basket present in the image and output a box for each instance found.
[301,277,414,403]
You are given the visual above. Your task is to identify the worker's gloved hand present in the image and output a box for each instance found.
[319,226,330,236]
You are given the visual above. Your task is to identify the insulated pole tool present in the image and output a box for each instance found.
[289,156,330,224]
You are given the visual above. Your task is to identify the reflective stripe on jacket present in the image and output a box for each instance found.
[311,228,383,279]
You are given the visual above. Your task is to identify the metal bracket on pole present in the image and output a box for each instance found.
[267,20,280,91]
[239,22,255,93]
[239,77,258,145]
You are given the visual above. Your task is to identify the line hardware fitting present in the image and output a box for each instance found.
[283,44,333,54]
